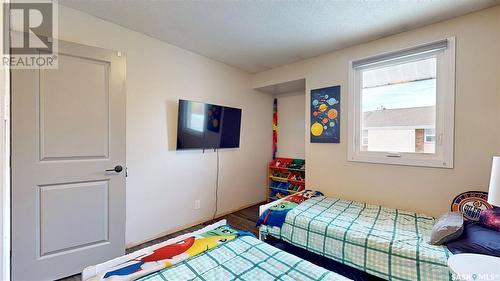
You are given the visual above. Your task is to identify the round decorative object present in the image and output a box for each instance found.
[310,122,323,136]
[327,98,338,106]
[319,103,327,112]
[327,108,338,119]
[451,191,492,221]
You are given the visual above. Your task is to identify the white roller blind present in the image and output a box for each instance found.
[352,39,448,69]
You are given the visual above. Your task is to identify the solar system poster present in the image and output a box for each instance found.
[310,85,340,143]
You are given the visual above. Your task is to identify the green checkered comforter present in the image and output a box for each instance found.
[260,196,452,281]
[137,235,350,281]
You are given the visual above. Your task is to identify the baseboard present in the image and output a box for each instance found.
[125,200,265,249]
[212,200,265,220]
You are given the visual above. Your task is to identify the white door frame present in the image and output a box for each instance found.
[0,64,10,281]
[0,1,11,280]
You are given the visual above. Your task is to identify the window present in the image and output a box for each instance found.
[425,128,436,143]
[348,38,455,168]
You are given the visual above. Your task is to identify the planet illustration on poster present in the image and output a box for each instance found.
[327,109,338,119]
[311,122,323,136]
[310,85,340,143]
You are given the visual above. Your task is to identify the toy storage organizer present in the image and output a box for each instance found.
[268,158,305,201]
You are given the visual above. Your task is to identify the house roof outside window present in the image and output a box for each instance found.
[363,106,435,128]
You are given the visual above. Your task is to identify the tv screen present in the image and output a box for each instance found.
[176,99,242,150]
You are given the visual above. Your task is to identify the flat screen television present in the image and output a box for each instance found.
[176,99,242,150]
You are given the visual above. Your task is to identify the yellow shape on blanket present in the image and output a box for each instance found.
[185,235,236,258]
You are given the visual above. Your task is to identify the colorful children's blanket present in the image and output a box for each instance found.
[136,235,350,281]
[98,225,253,281]
[256,190,323,228]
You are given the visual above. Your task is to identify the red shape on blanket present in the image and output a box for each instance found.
[286,194,307,204]
[286,191,322,204]
[140,237,195,262]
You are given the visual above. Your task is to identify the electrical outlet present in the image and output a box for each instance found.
[194,200,201,210]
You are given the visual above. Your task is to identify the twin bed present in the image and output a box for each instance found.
[83,220,350,281]
[259,194,452,281]
[84,192,452,281]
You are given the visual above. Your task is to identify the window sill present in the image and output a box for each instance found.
[348,154,453,169]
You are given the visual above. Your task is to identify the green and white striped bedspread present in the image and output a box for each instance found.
[260,196,453,281]
[137,235,350,281]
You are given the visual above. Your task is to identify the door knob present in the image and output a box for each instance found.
[106,165,123,173]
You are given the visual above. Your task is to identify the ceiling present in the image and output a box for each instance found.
[59,0,499,73]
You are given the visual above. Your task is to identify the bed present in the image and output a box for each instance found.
[259,195,453,281]
[83,220,351,281]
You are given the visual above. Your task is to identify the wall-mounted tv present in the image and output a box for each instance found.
[176,99,242,150]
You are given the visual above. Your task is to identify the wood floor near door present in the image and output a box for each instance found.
[58,202,263,281]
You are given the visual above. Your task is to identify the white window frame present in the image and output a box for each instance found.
[347,37,455,168]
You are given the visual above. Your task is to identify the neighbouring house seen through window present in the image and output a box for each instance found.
[361,57,436,154]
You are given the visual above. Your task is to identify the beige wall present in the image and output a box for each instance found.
[498,6,500,155]
[253,6,500,216]
[276,91,305,159]
[58,5,272,246]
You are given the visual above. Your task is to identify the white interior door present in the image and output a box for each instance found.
[11,40,126,280]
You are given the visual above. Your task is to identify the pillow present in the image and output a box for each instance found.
[479,207,500,231]
[446,222,500,257]
[429,212,464,245]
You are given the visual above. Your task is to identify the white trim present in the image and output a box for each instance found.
[1,70,9,281]
[0,1,10,280]
[348,37,455,168]
[366,125,434,130]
